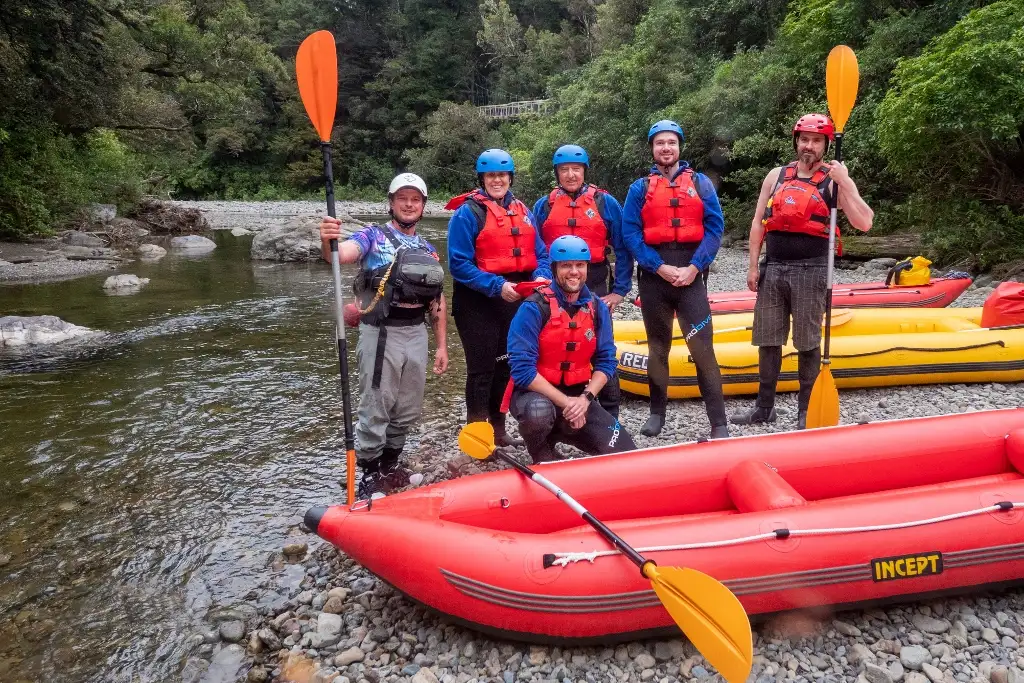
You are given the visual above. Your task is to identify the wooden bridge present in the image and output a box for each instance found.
[477,99,553,120]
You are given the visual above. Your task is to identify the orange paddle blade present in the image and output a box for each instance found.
[805,363,840,428]
[826,45,859,133]
[458,422,495,460]
[643,565,753,683]
[296,30,338,142]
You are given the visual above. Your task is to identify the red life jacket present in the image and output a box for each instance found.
[467,190,539,274]
[535,286,597,386]
[540,186,608,263]
[640,170,705,245]
[762,162,842,255]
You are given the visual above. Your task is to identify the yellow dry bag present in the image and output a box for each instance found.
[887,256,931,286]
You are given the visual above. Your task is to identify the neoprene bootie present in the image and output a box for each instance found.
[640,414,664,437]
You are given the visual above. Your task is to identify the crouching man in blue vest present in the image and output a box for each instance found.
[505,235,637,463]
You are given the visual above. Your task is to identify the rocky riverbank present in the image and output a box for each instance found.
[189,249,1024,683]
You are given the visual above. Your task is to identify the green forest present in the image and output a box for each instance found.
[2,0,1022,268]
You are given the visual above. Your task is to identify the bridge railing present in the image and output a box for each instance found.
[477,99,553,120]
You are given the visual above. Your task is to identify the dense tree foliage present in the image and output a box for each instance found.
[2,0,1021,269]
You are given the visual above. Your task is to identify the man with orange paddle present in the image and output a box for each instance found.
[734,46,874,431]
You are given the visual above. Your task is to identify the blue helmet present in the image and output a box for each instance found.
[647,120,684,144]
[552,144,589,168]
[549,235,591,263]
[476,149,515,173]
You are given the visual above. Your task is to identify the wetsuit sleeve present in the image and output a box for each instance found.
[532,196,551,228]
[591,298,618,378]
[689,173,725,272]
[529,207,553,281]
[508,300,543,387]
[447,204,506,297]
[621,179,665,273]
[597,193,634,296]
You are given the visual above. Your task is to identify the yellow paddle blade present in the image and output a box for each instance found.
[805,364,840,428]
[826,45,859,133]
[296,30,338,142]
[643,565,753,683]
[458,422,496,460]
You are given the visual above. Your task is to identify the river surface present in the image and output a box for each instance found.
[0,220,466,683]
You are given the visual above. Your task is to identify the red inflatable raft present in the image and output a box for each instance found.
[634,276,972,314]
[306,409,1024,644]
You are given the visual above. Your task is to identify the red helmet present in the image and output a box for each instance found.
[792,113,835,141]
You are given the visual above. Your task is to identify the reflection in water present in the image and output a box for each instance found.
[0,221,465,683]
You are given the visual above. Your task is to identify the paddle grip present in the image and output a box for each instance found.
[823,133,843,360]
[322,142,336,219]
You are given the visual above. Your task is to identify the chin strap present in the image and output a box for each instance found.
[388,210,421,230]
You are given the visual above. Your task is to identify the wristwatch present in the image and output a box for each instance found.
[583,390,596,403]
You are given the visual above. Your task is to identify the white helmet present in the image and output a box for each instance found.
[388,172,428,199]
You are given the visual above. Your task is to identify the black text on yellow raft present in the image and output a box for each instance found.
[871,552,944,582]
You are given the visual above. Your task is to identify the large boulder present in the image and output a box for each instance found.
[170,235,217,252]
[103,274,150,294]
[0,316,104,348]
[251,219,320,261]
[136,244,167,260]
[62,231,107,248]
[250,215,367,262]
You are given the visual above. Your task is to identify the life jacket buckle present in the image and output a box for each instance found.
[512,248,522,256]
[671,218,681,227]
[565,341,578,351]
[669,198,680,207]
[559,361,572,371]
[567,218,577,227]
[568,321,578,329]
[510,227,520,236]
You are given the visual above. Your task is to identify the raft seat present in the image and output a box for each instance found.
[726,460,807,513]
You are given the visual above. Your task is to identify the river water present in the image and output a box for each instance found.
[0,220,466,683]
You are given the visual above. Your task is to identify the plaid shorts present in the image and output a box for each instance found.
[752,259,828,351]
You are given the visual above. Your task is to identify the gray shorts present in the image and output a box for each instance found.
[752,260,828,351]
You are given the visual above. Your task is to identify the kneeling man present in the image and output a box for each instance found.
[506,235,637,463]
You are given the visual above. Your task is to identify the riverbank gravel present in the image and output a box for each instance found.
[215,247,1024,683]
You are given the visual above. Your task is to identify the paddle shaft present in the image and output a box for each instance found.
[322,142,356,504]
[491,450,650,571]
[823,134,843,361]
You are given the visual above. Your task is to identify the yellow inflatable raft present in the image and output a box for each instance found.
[615,307,1024,399]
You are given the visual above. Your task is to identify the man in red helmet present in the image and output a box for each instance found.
[732,113,873,430]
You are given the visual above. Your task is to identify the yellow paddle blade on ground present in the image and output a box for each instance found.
[643,564,753,683]
[458,421,495,460]
[805,364,840,429]
[295,30,338,142]
[826,45,859,133]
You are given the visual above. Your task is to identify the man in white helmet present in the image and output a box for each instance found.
[319,172,449,499]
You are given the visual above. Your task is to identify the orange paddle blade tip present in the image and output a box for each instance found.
[826,45,860,133]
[458,422,496,460]
[296,30,338,142]
[805,365,840,428]
[643,564,753,683]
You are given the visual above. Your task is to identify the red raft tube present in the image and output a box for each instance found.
[633,276,972,314]
[306,409,1024,644]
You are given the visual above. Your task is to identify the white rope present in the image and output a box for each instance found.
[548,502,1023,567]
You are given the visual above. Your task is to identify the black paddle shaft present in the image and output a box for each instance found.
[322,142,355,454]
[492,450,651,573]
[822,133,844,360]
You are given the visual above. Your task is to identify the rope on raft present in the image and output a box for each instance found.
[545,501,1023,567]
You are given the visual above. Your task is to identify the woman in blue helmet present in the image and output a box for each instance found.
[506,235,636,463]
[447,149,552,446]
[620,120,729,440]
